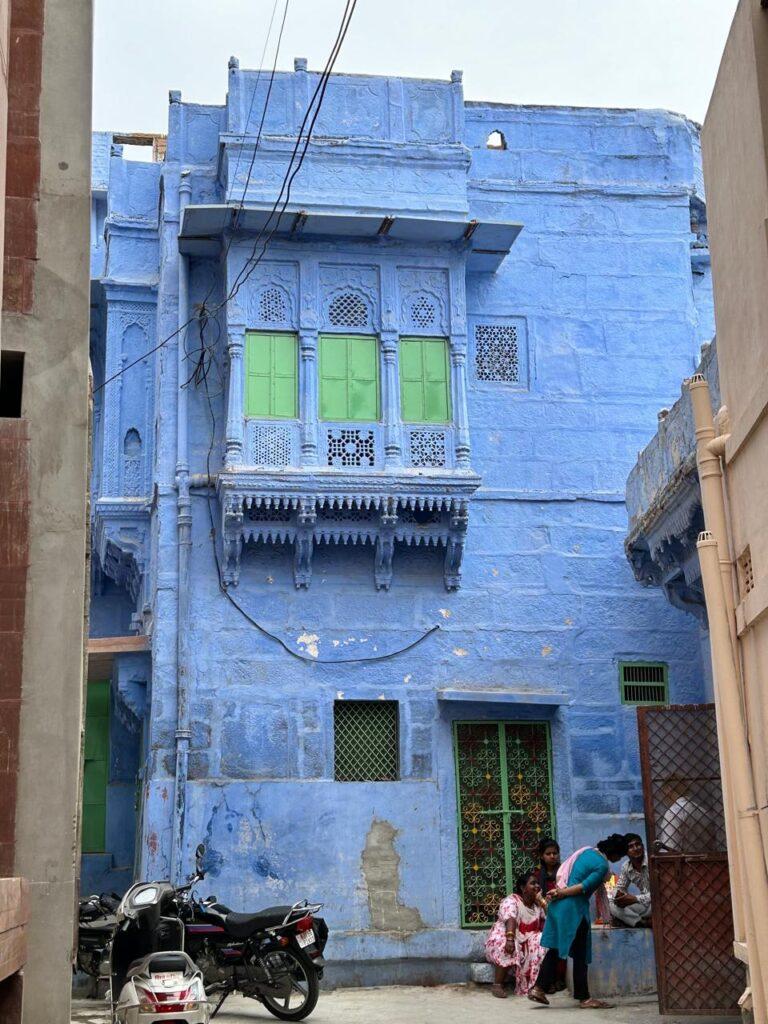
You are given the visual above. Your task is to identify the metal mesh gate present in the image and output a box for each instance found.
[454,721,555,926]
[637,704,745,1014]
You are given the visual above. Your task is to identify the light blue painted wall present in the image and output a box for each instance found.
[88,67,711,975]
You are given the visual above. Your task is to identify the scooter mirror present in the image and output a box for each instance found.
[195,843,205,872]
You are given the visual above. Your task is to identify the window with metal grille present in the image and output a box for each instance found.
[334,701,399,781]
[738,547,755,600]
[619,662,669,706]
[257,287,288,324]
[475,323,519,383]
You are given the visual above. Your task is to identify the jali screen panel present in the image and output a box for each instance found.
[454,721,555,926]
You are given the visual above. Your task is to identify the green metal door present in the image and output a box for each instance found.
[453,721,556,926]
[82,679,110,853]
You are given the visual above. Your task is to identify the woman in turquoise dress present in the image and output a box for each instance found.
[528,834,629,1009]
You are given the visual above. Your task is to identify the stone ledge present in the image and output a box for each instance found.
[470,926,657,998]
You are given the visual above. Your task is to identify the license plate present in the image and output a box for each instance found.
[296,930,315,949]
[151,971,185,987]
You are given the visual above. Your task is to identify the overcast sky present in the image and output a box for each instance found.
[93,0,739,134]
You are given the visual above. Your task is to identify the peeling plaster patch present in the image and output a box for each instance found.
[378,694,385,700]
[297,632,320,658]
[564,617,574,626]
[337,691,344,699]
[404,674,412,683]
[453,647,468,657]
[332,640,340,647]
[266,576,274,584]
[541,645,553,657]
[361,819,425,933]
[491,568,499,577]
[147,831,158,856]
[438,608,451,619]
[572,544,582,552]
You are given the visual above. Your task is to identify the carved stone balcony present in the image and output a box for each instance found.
[217,464,480,591]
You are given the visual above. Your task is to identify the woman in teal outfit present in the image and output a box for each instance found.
[528,834,629,1009]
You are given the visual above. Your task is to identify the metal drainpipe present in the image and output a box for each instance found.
[698,534,768,1023]
[687,374,747,947]
[171,172,193,883]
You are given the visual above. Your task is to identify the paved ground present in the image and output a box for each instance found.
[71,986,736,1024]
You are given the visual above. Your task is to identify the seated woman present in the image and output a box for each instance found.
[528,834,629,1010]
[485,871,547,998]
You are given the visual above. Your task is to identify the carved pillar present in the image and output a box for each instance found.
[300,330,319,465]
[225,324,245,468]
[451,336,470,468]
[381,331,402,467]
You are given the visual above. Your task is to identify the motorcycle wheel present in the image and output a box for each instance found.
[258,950,319,1021]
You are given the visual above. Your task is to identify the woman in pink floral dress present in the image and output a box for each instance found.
[485,871,547,998]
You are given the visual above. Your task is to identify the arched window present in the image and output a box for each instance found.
[123,428,143,495]
[328,292,369,330]
[257,286,288,324]
[486,130,506,150]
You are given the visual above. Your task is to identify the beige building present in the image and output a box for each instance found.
[701,0,768,1017]
[0,0,92,1021]
[626,1,768,1019]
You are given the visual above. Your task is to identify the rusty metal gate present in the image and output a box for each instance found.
[637,704,745,1014]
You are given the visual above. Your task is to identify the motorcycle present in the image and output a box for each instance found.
[110,879,209,1023]
[178,843,327,1021]
[76,892,120,979]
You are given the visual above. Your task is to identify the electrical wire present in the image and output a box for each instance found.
[96,0,355,396]
[199,341,441,665]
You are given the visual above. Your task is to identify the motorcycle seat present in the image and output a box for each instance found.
[80,916,116,931]
[224,906,293,937]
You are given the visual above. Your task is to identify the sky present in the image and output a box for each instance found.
[93,0,739,134]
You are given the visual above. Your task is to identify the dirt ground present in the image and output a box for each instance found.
[71,985,736,1024]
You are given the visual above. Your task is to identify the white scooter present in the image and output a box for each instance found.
[110,878,210,1023]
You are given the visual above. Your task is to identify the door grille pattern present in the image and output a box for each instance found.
[638,704,744,1014]
[454,721,555,926]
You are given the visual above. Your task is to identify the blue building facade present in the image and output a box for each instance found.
[86,62,714,980]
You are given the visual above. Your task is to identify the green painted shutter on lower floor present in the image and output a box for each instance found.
[82,680,110,853]
[319,334,379,421]
[400,337,450,423]
[245,331,298,418]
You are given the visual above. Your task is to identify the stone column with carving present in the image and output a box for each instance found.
[299,330,319,465]
[299,258,320,466]
[225,322,245,468]
[381,331,402,467]
[449,263,470,468]
[380,263,402,467]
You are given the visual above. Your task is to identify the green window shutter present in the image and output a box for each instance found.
[244,332,297,418]
[400,337,450,423]
[82,680,110,853]
[319,335,379,421]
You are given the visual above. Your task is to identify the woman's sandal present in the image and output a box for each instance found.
[579,999,615,1009]
[491,984,508,999]
[528,988,550,1005]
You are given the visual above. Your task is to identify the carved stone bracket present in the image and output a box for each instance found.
[93,499,150,607]
[217,469,480,591]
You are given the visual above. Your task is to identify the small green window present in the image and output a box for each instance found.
[334,701,399,781]
[244,331,298,419]
[619,662,669,706]
[82,680,110,853]
[399,337,451,423]
[319,334,379,422]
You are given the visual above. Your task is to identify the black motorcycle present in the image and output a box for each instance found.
[76,892,120,978]
[178,844,328,1021]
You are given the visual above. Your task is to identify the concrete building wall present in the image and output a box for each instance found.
[90,69,711,980]
[0,0,92,1021]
